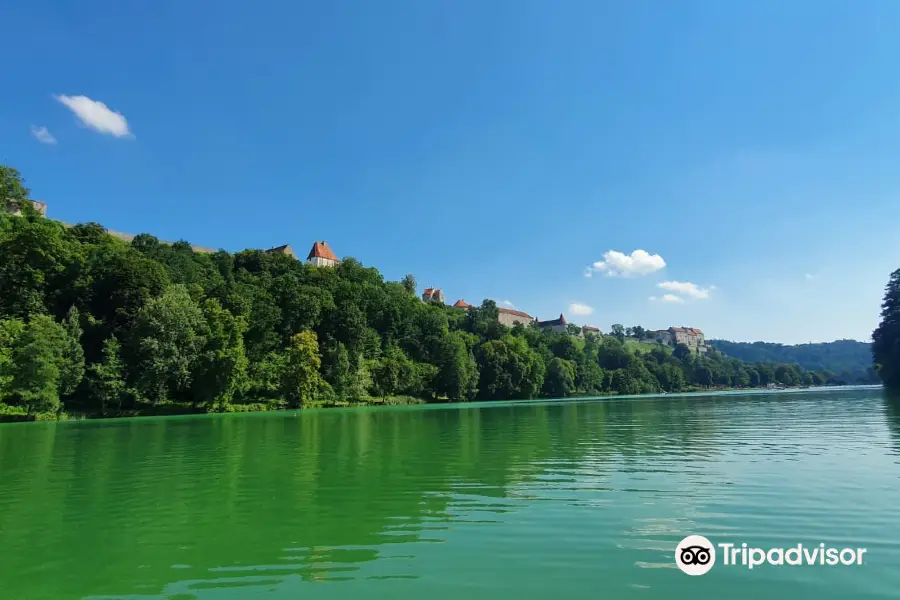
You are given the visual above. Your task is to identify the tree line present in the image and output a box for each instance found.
[0,166,837,419]
[706,339,877,385]
[874,268,900,392]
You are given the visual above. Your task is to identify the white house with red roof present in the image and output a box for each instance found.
[498,307,534,327]
[307,241,340,267]
[422,288,445,304]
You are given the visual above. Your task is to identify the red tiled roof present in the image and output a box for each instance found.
[453,299,471,308]
[670,327,703,335]
[498,307,533,319]
[307,241,339,262]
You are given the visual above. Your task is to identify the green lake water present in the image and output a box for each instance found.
[2,387,899,599]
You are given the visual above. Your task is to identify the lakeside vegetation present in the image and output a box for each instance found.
[874,268,900,392]
[0,166,868,420]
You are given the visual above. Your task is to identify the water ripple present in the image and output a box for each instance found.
[1,387,898,599]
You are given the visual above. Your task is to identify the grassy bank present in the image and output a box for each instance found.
[0,395,428,422]
[2,386,846,423]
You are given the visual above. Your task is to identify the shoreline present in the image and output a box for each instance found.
[0,199,881,427]
[0,384,881,424]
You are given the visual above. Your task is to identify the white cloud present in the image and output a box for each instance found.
[583,267,593,278]
[805,273,814,280]
[569,302,594,316]
[30,125,57,145]
[502,300,516,308]
[55,94,131,137]
[657,280,713,300]
[649,294,684,304]
[588,249,666,277]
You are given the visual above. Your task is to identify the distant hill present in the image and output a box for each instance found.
[708,339,879,385]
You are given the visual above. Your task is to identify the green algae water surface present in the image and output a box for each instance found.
[1,387,899,599]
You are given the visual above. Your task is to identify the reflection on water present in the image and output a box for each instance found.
[1,387,899,599]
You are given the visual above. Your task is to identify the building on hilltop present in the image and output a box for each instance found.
[537,313,568,334]
[3,198,47,217]
[498,307,534,327]
[267,244,296,258]
[671,326,707,353]
[652,329,674,346]
[654,327,707,353]
[4,199,219,253]
[581,325,602,338]
[307,241,339,267]
[451,299,535,328]
[422,288,445,304]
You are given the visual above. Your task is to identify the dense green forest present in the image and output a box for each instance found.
[708,339,878,385]
[873,268,900,391]
[0,166,851,419]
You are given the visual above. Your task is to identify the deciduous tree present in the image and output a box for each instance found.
[281,330,325,408]
[401,274,417,296]
[130,285,207,405]
[432,332,479,401]
[544,357,576,397]
[8,315,81,414]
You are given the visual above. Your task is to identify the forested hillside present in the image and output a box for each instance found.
[709,339,878,384]
[0,166,847,420]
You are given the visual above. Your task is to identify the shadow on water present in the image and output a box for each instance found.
[0,387,893,599]
[881,389,900,453]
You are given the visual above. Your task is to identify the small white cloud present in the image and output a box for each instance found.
[588,249,666,278]
[649,294,684,304]
[805,273,814,280]
[569,302,594,316]
[55,94,132,138]
[583,267,593,278]
[30,125,57,145]
[502,300,516,308]
[657,280,713,300]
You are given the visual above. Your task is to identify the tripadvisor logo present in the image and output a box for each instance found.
[676,535,716,576]
[675,535,867,575]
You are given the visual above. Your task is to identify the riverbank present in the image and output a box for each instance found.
[0,385,849,422]
[1,197,858,421]
[0,395,428,422]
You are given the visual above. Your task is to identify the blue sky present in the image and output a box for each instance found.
[3,1,900,344]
